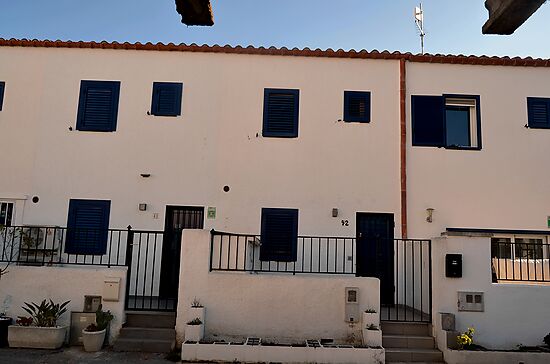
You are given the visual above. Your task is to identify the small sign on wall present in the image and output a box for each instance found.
[207,207,216,219]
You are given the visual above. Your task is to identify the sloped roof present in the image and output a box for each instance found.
[1,38,550,68]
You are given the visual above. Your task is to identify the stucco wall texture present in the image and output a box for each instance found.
[0,265,127,344]
[176,230,380,344]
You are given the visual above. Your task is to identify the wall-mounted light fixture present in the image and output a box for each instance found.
[140,173,151,178]
[139,203,147,211]
[426,208,434,223]
[332,208,339,218]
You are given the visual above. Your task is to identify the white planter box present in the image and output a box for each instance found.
[8,325,67,349]
[185,324,204,342]
[362,311,379,328]
[82,329,106,352]
[182,342,385,364]
[362,328,382,347]
[189,307,205,323]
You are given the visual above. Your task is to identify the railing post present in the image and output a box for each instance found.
[124,225,134,309]
[209,229,215,272]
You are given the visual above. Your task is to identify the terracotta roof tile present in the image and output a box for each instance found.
[1,38,549,68]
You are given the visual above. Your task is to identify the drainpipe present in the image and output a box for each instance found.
[399,58,408,239]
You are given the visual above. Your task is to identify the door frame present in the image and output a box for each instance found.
[355,212,395,304]
[158,205,204,298]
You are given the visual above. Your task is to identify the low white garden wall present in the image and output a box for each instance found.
[176,230,380,345]
[0,265,127,344]
[432,235,550,349]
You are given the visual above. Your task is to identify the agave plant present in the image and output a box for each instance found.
[21,299,70,327]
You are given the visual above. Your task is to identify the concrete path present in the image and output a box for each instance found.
[0,347,182,363]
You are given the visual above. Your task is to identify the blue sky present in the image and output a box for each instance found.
[1,1,549,57]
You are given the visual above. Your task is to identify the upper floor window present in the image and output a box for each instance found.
[151,82,183,117]
[262,88,299,138]
[76,80,120,132]
[260,208,298,262]
[0,81,5,111]
[0,201,14,226]
[527,97,550,129]
[344,91,371,123]
[412,94,481,150]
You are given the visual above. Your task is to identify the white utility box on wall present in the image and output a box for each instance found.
[103,277,121,301]
[344,287,360,323]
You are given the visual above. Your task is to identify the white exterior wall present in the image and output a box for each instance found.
[432,235,550,349]
[0,46,401,237]
[0,265,127,343]
[406,62,550,239]
[176,230,380,344]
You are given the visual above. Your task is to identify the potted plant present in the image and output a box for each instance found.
[82,304,114,352]
[185,318,204,342]
[190,298,205,323]
[362,308,378,328]
[362,324,382,347]
[0,312,12,348]
[8,299,70,349]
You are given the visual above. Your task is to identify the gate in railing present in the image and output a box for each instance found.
[379,238,432,323]
[124,227,177,312]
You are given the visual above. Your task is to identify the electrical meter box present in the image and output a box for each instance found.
[344,287,360,323]
[83,295,102,312]
[458,291,484,312]
[103,277,121,301]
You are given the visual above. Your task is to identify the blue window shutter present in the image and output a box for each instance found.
[65,199,111,255]
[76,80,120,132]
[262,88,299,138]
[527,97,550,129]
[411,95,445,147]
[260,208,298,262]
[151,82,183,117]
[0,81,5,111]
[344,91,371,122]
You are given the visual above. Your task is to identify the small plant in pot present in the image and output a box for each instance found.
[82,304,114,352]
[8,299,70,349]
[190,297,205,323]
[185,317,204,342]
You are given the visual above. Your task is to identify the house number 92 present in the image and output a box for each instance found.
[341,220,349,226]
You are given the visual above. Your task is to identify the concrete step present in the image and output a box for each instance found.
[119,327,176,340]
[112,337,174,353]
[385,348,444,363]
[124,311,176,328]
[383,334,435,349]
[381,321,430,336]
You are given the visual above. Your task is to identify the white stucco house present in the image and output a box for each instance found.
[1,38,549,363]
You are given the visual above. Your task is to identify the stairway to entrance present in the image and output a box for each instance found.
[113,311,176,353]
[382,322,444,363]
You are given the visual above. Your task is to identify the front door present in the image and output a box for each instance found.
[159,206,204,298]
[356,212,395,304]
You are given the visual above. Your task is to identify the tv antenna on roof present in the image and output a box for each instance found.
[414,3,426,54]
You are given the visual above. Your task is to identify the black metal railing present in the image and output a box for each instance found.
[491,239,550,282]
[0,225,130,267]
[210,230,432,322]
[209,230,357,274]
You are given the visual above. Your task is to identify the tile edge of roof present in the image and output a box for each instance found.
[0,38,549,68]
